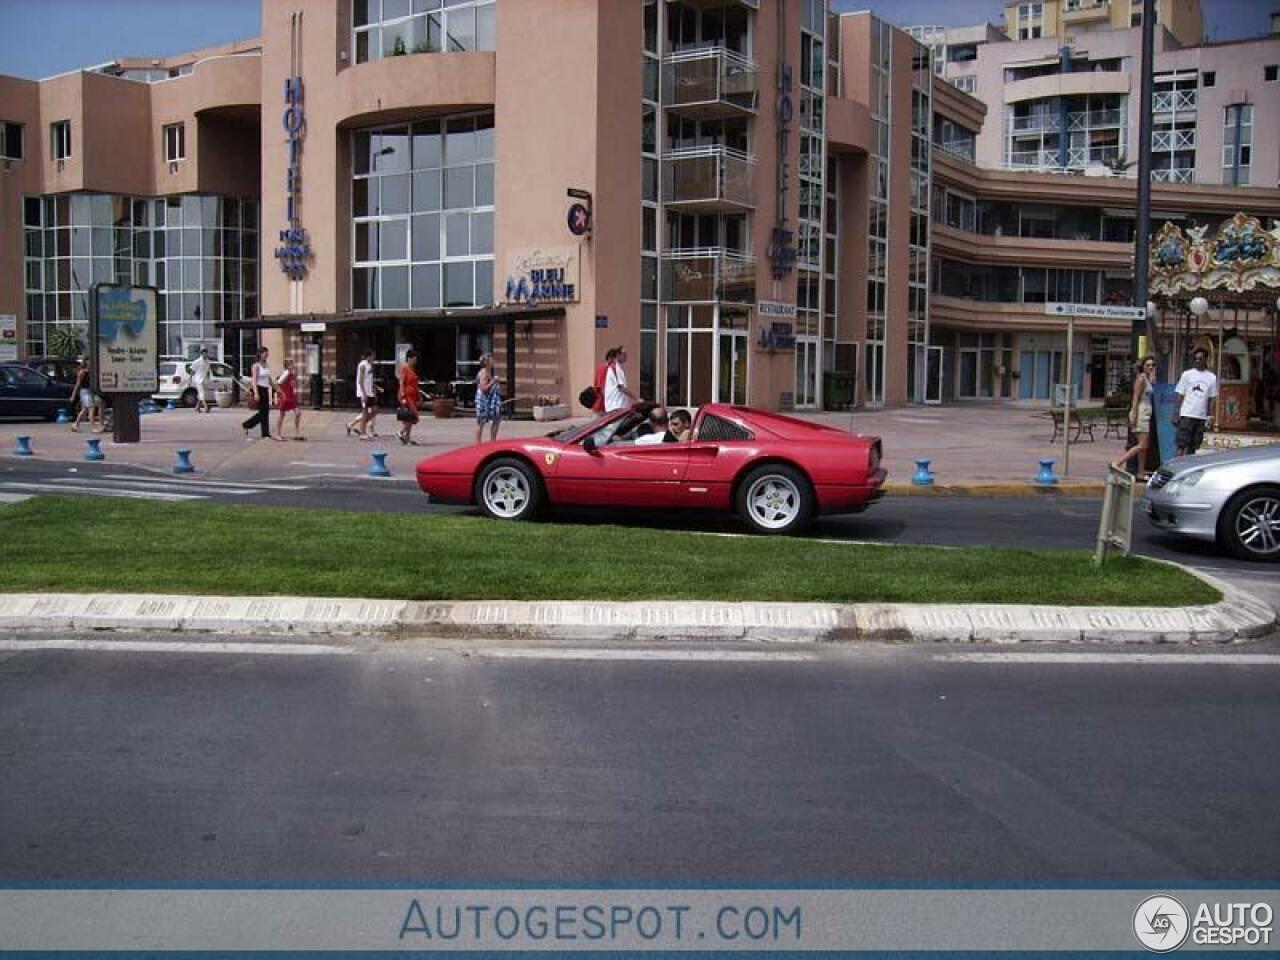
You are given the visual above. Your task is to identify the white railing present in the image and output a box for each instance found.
[1010,114,1060,133]
[1068,108,1123,130]
[1152,89,1197,113]
[663,145,756,208]
[1152,129,1195,152]
[663,47,758,113]
[1152,167,1194,183]
[662,248,756,303]
[939,138,976,161]
[1008,149,1063,169]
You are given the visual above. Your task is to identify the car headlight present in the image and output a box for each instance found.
[1164,469,1205,497]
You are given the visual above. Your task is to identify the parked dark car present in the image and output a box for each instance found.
[0,363,67,420]
[23,356,79,386]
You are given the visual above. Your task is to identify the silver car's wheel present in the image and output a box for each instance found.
[1221,485,1280,562]
[737,464,813,535]
[476,458,541,521]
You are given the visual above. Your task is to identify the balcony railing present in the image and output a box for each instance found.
[1068,108,1124,130]
[663,47,758,116]
[663,145,755,210]
[661,248,756,303]
[1152,89,1196,113]
[938,138,976,161]
[1152,128,1196,152]
[1009,114,1060,133]
[1151,167,1194,183]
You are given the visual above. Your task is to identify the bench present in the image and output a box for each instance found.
[1048,408,1096,443]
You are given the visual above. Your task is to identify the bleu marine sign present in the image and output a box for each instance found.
[503,248,580,306]
[274,75,311,280]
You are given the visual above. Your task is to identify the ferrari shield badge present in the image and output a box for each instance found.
[544,453,557,466]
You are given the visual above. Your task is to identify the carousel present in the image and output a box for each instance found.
[1149,212,1280,450]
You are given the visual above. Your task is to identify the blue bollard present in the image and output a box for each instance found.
[368,450,391,478]
[911,458,935,486]
[13,435,34,457]
[84,437,105,462]
[165,399,177,411]
[55,408,71,424]
[1034,457,1058,487]
[173,449,195,474]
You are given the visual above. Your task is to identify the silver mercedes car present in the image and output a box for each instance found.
[1139,444,1280,562]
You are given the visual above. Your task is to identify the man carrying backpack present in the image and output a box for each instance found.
[604,345,639,412]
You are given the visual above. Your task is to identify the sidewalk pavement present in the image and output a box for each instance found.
[0,564,1272,645]
[2,401,1120,493]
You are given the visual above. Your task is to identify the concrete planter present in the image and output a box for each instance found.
[532,404,570,422]
[432,398,457,419]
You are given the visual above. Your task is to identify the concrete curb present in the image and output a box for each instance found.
[0,568,1272,646]
[886,482,1105,497]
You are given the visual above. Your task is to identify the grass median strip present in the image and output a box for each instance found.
[0,496,1218,607]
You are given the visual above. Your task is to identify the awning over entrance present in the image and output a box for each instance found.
[218,305,567,330]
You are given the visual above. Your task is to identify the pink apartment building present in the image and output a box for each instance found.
[1,0,1278,410]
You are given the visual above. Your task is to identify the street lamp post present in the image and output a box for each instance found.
[1131,0,1157,361]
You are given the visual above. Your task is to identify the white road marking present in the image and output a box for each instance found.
[0,492,32,504]
[936,651,1280,666]
[0,638,353,656]
[479,648,817,662]
[288,461,353,469]
[54,477,255,496]
[102,474,308,491]
[0,481,204,502]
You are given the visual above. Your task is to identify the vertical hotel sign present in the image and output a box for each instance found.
[767,0,797,280]
[274,12,310,279]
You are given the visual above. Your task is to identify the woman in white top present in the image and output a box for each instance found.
[1112,356,1156,474]
[240,347,274,439]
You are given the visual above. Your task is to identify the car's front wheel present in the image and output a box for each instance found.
[737,464,813,535]
[1219,484,1280,562]
[475,457,543,522]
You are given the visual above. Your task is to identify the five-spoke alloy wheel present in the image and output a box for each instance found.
[475,457,543,522]
[737,464,813,535]
[1220,485,1280,562]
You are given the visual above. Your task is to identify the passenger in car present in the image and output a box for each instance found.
[669,409,692,443]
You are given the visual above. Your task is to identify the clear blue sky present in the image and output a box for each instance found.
[0,0,1272,79]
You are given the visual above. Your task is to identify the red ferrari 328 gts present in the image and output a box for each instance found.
[415,403,886,535]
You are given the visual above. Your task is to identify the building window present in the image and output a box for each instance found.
[352,0,495,65]
[1222,104,1253,186]
[50,120,71,160]
[1265,65,1278,83]
[1202,70,1216,87]
[950,75,976,94]
[0,120,22,161]
[350,112,494,310]
[164,122,185,162]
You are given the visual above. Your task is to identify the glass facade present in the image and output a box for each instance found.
[907,45,931,403]
[352,0,496,64]
[795,0,827,408]
[1222,104,1253,186]
[864,16,891,407]
[350,112,495,310]
[22,193,258,357]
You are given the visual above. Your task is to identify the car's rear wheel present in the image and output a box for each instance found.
[1218,484,1280,562]
[475,457,543,522]
[181,388,198,407]
[737,464,813,535]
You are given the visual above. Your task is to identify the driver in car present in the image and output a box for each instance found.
[633,407,671,444]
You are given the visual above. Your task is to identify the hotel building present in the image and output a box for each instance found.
[1,0,1278,411]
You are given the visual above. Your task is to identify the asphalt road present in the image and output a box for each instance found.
[3,456,1276,611]
[1,638,1278,883]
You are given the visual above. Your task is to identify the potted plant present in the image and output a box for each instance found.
[432,383,456,419]
[533,394,569,422]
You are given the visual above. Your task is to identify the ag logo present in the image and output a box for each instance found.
[1134,895,1190,952]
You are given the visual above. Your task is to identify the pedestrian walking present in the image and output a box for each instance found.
[274,357,304,441]
[1112,357,1156,474]
[397,349,422,445]
[69,357,101,433]
[1172,347,1218,457]
[474,354,502,443]
[604,344,640,412]
[190,347,212,413]
[591,347,616,414]
[240,347,274,439]
[346,350,379,440]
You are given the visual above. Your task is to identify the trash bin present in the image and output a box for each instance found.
[823,371,856,411]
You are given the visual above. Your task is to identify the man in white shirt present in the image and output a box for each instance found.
[604,345,640,413]
[633,407,671,445]
[346,350,379,440]
[1172,348,1218,456]
[190,347,212,413]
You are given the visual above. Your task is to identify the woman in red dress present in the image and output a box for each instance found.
[273,357,304,441]
[397,349,421,445]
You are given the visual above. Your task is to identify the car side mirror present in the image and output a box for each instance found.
[583,435,598,454]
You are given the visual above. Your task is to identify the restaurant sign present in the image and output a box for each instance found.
[503,248,580,306]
